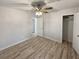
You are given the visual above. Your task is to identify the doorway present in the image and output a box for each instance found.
[62,15,74,43]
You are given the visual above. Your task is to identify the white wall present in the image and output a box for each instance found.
[73,12,79,54]
[0,7,32,50]
[44,8,79,43]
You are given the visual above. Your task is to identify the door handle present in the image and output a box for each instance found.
[77,35,79,37]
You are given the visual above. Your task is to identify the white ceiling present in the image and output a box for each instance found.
[0,0,79,11]
[0,0,60,4]
[47,0,79,10]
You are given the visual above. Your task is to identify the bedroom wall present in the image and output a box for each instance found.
[0,7,32,50]
[44,8,78,43]
[73,12,79,54]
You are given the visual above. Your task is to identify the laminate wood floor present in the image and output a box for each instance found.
[0,36,79,59]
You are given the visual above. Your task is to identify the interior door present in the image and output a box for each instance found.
[73,13,79,54]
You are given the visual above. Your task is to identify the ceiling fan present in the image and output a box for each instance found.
[31,1,53,13]
[31,1,53,16]
[0,0,60,16]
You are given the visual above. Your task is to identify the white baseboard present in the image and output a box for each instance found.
[0,36,32,51]
[32,33,38,37]
[43,35,62,43]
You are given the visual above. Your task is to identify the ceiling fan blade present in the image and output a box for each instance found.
[43,11,48,13]
[45,9,58,13]
[41,7,58,13]
[44,7,53,10]
[39,9,48,13]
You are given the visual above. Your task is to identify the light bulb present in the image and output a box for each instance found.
[35,11,42,16]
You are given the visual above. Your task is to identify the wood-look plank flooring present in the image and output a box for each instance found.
[0,36,79,59]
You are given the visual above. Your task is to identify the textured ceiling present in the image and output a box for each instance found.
[0,0,79,11]
[47,0,79,10]
[0,0,60,4]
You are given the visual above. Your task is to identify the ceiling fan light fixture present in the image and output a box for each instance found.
[35,11,42,16]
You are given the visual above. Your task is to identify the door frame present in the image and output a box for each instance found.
[62,14,74,43]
